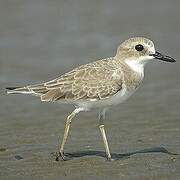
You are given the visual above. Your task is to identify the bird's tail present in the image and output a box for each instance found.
[6,86,32,95]
[6,83,49,96]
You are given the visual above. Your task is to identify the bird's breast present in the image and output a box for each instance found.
[74,85,136,110]
[122,70,144,91]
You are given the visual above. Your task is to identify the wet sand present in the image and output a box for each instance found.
[0,1,180,179]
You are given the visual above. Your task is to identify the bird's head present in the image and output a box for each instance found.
[116,37,176,66]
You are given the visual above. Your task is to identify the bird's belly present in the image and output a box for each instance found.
[75,87,136,110]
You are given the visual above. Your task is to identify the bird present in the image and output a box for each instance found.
[6,37,176,161]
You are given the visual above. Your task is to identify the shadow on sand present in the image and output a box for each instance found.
[53,147,179,161]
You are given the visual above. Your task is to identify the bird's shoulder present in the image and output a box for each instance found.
[47,57,122,85]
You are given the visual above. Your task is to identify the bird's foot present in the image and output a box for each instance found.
[55,151,71,161]
[106,156,115,162]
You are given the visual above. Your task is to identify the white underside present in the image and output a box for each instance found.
[72,85,137,111]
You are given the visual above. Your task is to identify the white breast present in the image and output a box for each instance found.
[75,85,136,110]
[125,60,145,78]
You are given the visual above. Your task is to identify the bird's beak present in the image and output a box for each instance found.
[150,51,176,63]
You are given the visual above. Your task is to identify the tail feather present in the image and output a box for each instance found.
[6,86,31,94]
[6,83,49,96]
[6,87,20,90]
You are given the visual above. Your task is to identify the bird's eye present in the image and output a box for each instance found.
[135,44,144,51]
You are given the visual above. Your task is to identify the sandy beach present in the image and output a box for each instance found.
[0,1,180,179]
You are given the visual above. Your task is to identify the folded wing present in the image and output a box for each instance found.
[28,59,123,102]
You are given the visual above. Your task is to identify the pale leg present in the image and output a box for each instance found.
[98,109,112,161]
[56,108,83,161]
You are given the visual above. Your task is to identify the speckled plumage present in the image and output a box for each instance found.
[8,37,175,161]
[9,37,154,104]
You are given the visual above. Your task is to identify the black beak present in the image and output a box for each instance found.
[150,51,176,63]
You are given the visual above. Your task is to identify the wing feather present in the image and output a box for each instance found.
[30,58,123,102]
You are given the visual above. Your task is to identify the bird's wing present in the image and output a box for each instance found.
[29,58,123,102]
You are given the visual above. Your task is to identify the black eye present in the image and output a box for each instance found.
[135,44,144,51]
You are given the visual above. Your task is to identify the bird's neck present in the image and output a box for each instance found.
[114,58,145,90]
[125,60,145,78]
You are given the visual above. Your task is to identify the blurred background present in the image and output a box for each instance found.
[0,0,180,179]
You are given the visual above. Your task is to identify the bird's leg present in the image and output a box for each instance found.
[56,108,83,161]
[98,109,112,161]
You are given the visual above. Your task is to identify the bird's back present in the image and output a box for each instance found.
[7,57,125,103]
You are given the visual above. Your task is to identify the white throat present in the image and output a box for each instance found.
[125,60,145,77]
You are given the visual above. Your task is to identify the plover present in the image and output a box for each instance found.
[6,37,176,161]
